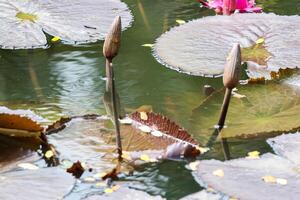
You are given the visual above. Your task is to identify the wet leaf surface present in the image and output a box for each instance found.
[85,187,164,200]
[192,132,300,200]
[0,0,133,49]
[0,167,75,200]
[153,13,300,78]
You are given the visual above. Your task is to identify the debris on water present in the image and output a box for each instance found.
[66,161,85,178]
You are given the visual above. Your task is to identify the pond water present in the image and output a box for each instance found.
[0,0,299,199]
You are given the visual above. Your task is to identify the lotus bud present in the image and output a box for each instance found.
[223,0,236,15]
[103,16,121,60]
[223,43,241,89]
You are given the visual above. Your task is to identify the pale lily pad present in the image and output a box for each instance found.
[192,132,300,200]
[191,83,300,139]
[0,167,75,200]
[0,0,133,49]
[85,187,164,200]
[153,13,300,78]
[180,190,223,200]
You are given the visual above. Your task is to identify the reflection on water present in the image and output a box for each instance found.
[0,0,299,199]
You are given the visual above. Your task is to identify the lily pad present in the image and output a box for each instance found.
[85,187,164,200]
[191,83,300,140]
[192,132,300,200]
[47,112,204,173]
[153,13,300,78]
[0,0,133,49]
[0,167,75,200]
[0,106,47,137]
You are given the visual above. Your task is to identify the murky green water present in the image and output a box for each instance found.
[0,0,299,199]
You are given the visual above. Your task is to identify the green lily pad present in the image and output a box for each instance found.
[191,83,300,140]
[153,13,300,78]
[0,0,133,49]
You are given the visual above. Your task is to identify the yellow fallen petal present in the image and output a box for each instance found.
[140,154,151,162]
[229,198,238,200]
[246,150,260,159]
[276,178,288,185]
[18,163,39,170]
[176,19,186,25]
[104,188,114,194]
[96,182,106,187]
[140,112,148,120]
[212,169,224,177]
[189,161,200,171]
[122,151,132,160]
[256,38,265,44]
[141,44,154,47]
[111,185,121,191]
[262,175,276,183]
[51,36,61,42]
[45,150,54,159]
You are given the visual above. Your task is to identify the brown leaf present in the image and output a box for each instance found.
[66,161,85,178]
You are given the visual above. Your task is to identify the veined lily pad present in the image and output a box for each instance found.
[0,0,133,49]
[153,13,300,78]
[0,106,48,137]
[191,83,300,140]
[192,132,300,200]
[0,167,75,200]
[47,113,204,173]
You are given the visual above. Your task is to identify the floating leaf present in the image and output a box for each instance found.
[153,13,300,78]
[66,161,85,178]
[86,187,164,200]
[191,132,300,200]
[0,0,133,49]
[192,83,300,139]
[0,106,46,137]
[181,190,223,200]
[0,167,74,200]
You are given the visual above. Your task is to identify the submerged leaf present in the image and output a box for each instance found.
[153,13,300,78]
[0,0,133,49]
[192,83,300,139]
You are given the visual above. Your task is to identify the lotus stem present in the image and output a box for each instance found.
[103,16,122,160]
